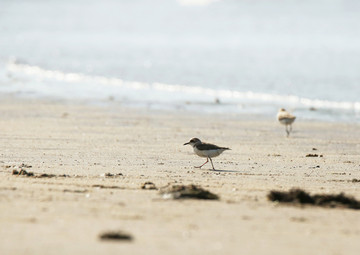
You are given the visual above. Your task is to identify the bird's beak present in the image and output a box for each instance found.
[183,142,189,146]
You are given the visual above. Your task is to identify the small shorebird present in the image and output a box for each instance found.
[277,108,296,137]
[184,138,230,170]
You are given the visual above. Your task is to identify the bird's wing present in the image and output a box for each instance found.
[197,143,229,151]
[278,112,296,120]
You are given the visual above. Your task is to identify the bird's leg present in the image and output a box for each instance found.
[209,157,215,170]
[195,158,208,168]
[286,125,290,137]
[289,124,292,133]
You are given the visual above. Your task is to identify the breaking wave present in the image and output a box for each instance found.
[4,59,360,114]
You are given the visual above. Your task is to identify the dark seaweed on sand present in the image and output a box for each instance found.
[12,169,34,176]
[268,188,360,210]
[160,184,219,200]
[99,231,133,241]
[12,169,69,178]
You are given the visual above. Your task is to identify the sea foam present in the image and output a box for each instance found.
[5,59,360,115]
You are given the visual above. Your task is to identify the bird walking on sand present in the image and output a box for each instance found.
[277,108,296,137]
[184,138,230,170]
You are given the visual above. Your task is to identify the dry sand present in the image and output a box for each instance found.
[0,97,360,255]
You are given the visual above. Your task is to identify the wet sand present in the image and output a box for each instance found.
[0,97,360,255]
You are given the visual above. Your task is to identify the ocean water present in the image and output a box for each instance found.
[0,0,360,122]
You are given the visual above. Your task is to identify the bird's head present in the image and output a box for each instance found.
[183,138,201,147]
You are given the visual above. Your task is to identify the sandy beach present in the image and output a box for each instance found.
[1,97,360,255]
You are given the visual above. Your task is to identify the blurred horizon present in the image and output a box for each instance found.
[1,0,359,121]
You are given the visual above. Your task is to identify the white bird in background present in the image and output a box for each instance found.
[277,108,296,137]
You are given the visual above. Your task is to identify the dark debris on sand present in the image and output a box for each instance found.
[36,173,70,178]
[102,172,123,178]
[12,169,34,176]
[12,169,70,178]
[141,182,157,190]
[63,189,88,193]
[268,188,360,210]
[99,231,133,241]
[11,163,34,176]
[160,184,219,200]
[306,154,323,157]
[92,184,124,189]
[38,173,57,178]
[19,163,32,168]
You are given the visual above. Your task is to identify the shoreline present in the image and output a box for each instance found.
[1,93,359,124]
[1,97,360,254]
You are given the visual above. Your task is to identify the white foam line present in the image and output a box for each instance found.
[152,82,360,111]
[6,59,360,112]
